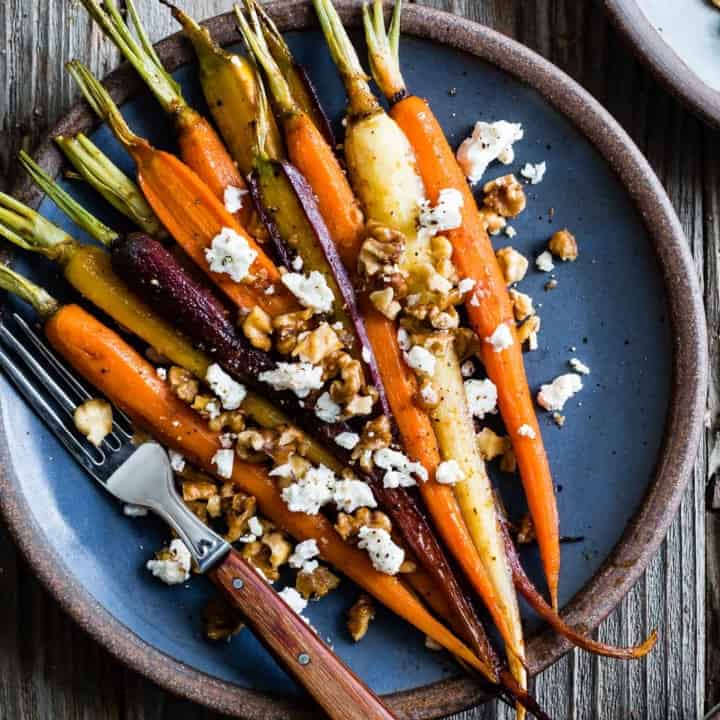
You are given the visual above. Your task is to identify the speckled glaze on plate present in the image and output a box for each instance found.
[605,0,720,128]
[2,1,708,718]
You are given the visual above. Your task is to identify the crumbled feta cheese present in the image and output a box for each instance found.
[405,345,436,375]
[301,560,319,574]
[373,448,428,488]
[146,539,192,585]
[537,373,583,412]
[485,322,513,353]
[205,399,221,420]
[335,432,360,450]
[123,503,148,517]
[315,391,342,423]
[205,227,257,282]
[520,161,547,185]
[168,450,186,473]
[456,121,524,184]
[259,362,324,398]
[460,360,475,378]
[517,424,536,439]
[269,462,295,479]
[418,188,464,236]
[427,271,453,294]
[248,516,263,537]
[569,358,591,375]
[281,464,336,514]
[420,383,438,404]
[505,226,517,238]
[464,378,498,419]
[219,432,236,449]
[281,271,334,314]
[206,363,246,410]
[457,277,476,295]
[536,251,555,272]
[436,459,465,485]
[397,328,411,351]
[357,526,405,575]
[156,367,167,381]
[291,255,304,271]
[289,539,319,569]
[278,586,308,615]
[224,185,249,214]
[211,448,235,478]
[333,479,377,513]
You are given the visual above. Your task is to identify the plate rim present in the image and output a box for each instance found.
[3,1,708,718]
[604,0,720,128]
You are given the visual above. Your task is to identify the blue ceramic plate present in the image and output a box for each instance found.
[1,3,707,718]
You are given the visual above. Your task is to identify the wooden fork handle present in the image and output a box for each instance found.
[209,549,398,720]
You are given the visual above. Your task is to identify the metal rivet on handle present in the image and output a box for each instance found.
[232,578,244,589]
[297,653,311,666]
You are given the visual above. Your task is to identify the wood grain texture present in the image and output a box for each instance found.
[0,1,712,719]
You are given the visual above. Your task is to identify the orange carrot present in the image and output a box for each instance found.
[44,303,495,678]
[392,93,560,609]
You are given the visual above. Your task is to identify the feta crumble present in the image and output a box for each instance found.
[281,271,334,314]
[420,383,438,404]
[206,363,246,410]
[146,539,192,585]
[517,424,536,439]
[168,450,186,473]
[278,586,308,615]
[418,187,464,236]
[397,328,411,351]
[458,277,476,295]
[373,448,428,488]
[464,378,498,419]
[460,360,475,378]
[289,539,319,570]
[362,345,372,364]
[248,516,263,537]
[536,251,555,272]
[520,161,547,185]
[211,448,235,479]
[569,358,591,375]
[405,345,436,376]
[456,120,524,184]
[357,526,405,575]
[333,479,377,513]
[315,391,342,423]
[224,185,249,214]
[436,459,465,485]
[281,464,336,514]
[505,226,517,238]
[485,322,513,353]
[291,255,304,271]
[259,362,324,398]
[335,431,360,450]
[156,367,167,381]
[537,373,583,412]
[205,227,257,282]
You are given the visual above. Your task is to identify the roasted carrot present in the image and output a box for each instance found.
[67,60,296,318]
[77,0,252,227]
[363,0,560,609]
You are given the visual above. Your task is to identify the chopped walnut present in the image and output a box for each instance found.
[509,288,535,321]
[182,479,218,502]
[273,308,314,355]
[292,323,343,364]
[430,234,457,284]
[224,493,257,542]
[334,508,391,542]
[476,427,508,461]
[517,315,541,350]
[357,221,405,280]
[262,530,293,568]
[399,559,417,574]
[240,530,292,582]
[168,366,199,403]
[369,287,401,320]
[548,228,578,261]
[74,399,113,447]
[242,307,273,352]
[202,596,244,641]
[553,412,566,428]
[207,494,222,518]
[454,327,482,362]
[500,446,517,473]
[185,500,209,525]
[347,594,376,642]
[516,512,536,544]
[496,246,529,285]
[235,428,277,462]
[482,174,526,218]
[351,415,393,472]
[208,409,246,433]
[296,565,341,600]
[478,207,507,235]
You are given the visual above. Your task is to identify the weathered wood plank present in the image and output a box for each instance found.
[0,1,711,719]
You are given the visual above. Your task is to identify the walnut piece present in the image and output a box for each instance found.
[351,415,393,472]
[347,594,376,642]
[517,315,541,350]
[273,308,314,355]
[296,565,341,600]
[482,174,526,218]
[357,221,405,279]
[509,288,535,321]
[548,228,578,261]
[516,512,536,544]
[496,246,529,285]
[168,366,199,403]
[240,529,292,581]
[369,287,401,320]
[242,306,273,352]
[224,493,257,542]
[292,322,342,364]
[334,508,392,542]
[476,427,508,461]
[478,207,507,235]
[208,409,246,433]
[202,596,244,641]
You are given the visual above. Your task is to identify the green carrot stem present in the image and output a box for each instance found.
[249,0,296,76]
[0,262,59,318]
[18,151,118,248]
[54,133,163,237]
[78,0,184,114]
[363,0,407,100]
[0,190,77,263]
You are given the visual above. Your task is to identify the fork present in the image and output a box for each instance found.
[0,310,398,720]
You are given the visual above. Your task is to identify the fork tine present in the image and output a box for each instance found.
[0,342,106,473]
[12,314,134,440]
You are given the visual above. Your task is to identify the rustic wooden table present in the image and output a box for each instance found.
[0,1,716,718]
